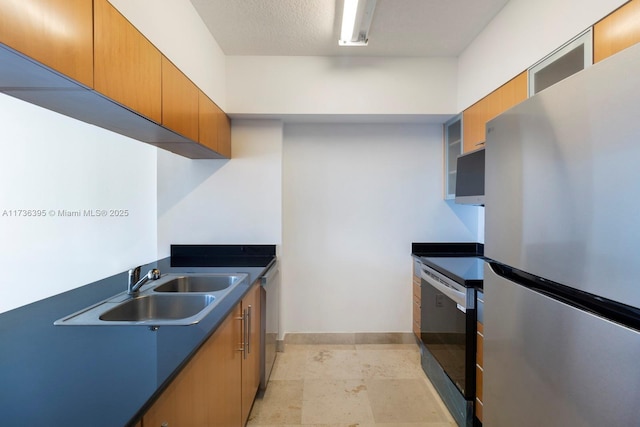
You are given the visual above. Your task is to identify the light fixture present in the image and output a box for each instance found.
[339,0,377,46]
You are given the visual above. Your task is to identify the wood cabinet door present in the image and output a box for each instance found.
[94,0,162,123]
[207,303,243,426]
[462,71,527,152]
[462,97,488,152]
[217,108,232,159]
[199,91,220,152]
[0,0,93,87]
[162,57,199,141]
[217,108,231,159]
[143,306,244,427]
[594,0,640,63]
[241,284,261,425]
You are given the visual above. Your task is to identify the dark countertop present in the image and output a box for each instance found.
[411,242,484,258]
[0,245,275,427]
[412,242,485,289]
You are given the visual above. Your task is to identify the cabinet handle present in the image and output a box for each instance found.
[246,305,252,355]
[243,308,249,359]
[236,313,245,353]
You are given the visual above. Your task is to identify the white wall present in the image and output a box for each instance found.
[157,120,283,256]
[227,56,457,115]
[0,0,226,314]
[107,0,227,109]
[281,123,481,333]
[457,0,627,110]
[0,94,157,313]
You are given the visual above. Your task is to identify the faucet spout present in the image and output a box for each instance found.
[127,267,161,295]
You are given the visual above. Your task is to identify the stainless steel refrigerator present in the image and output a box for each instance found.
[484,42,640,426]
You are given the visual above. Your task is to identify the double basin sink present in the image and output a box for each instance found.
[54,273,248,326]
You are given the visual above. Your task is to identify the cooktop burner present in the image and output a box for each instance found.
[420,256,485,288]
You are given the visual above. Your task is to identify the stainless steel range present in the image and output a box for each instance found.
[417,256,483,427]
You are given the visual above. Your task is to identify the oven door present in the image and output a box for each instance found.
[421,266,476,400]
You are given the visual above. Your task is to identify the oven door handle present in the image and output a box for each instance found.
[421,271,467,308]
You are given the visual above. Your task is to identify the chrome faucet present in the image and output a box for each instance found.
[127,266,161,295]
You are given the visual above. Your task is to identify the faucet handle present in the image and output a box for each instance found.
[128,266,141,286]
[149,268,161,280]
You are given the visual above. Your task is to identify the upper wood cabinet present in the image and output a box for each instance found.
[217,106,232,159]
[462,98,487,153]
[162,57,199,141]
[199,91,220,153]
[462,71,527,151]
[0,0,93,87]
[594,0,640,63]
[199,91,232,158]
[94,0,162,123]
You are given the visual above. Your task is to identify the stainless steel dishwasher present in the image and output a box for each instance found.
[260,259,280,389]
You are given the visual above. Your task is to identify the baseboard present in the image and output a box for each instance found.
[282,332,415,346]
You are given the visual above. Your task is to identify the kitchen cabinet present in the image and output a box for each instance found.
[241,283,261,425]
[162,57,199,142]
[94,0,162,123]
[199,91,220,152]
[199,91,232,158]
[217,108,232,159]
[142,308,242,426]
[412,259,421,339]
[142,283,260,427]
[475,291,484,424]
[462,71,527,151]
[0,0,93,88]
[0,0,231,158]
[594,0,640,63]
[443,115,463,199]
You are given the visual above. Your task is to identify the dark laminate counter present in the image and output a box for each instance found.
[411,242,484,258]
[411,242,485,289]
[0,245,275,427]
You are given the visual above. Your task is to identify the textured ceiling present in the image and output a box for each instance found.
[190,0,510,57]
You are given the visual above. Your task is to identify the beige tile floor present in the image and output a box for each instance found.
[247,343,457,427]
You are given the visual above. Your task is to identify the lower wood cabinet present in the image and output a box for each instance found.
[412,259,421,339]
[476,290,484,424]
[241,283,261,424]
[142,283,260,427]
[476,321,484,423]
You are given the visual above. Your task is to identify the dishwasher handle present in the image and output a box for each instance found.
[421,268,469,308]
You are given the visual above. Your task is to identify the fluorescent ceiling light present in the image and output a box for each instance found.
[339,0,377,46]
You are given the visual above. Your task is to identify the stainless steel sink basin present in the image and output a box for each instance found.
[54,272,248,326]
[153,274,243,293]
[99,294,215,322]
